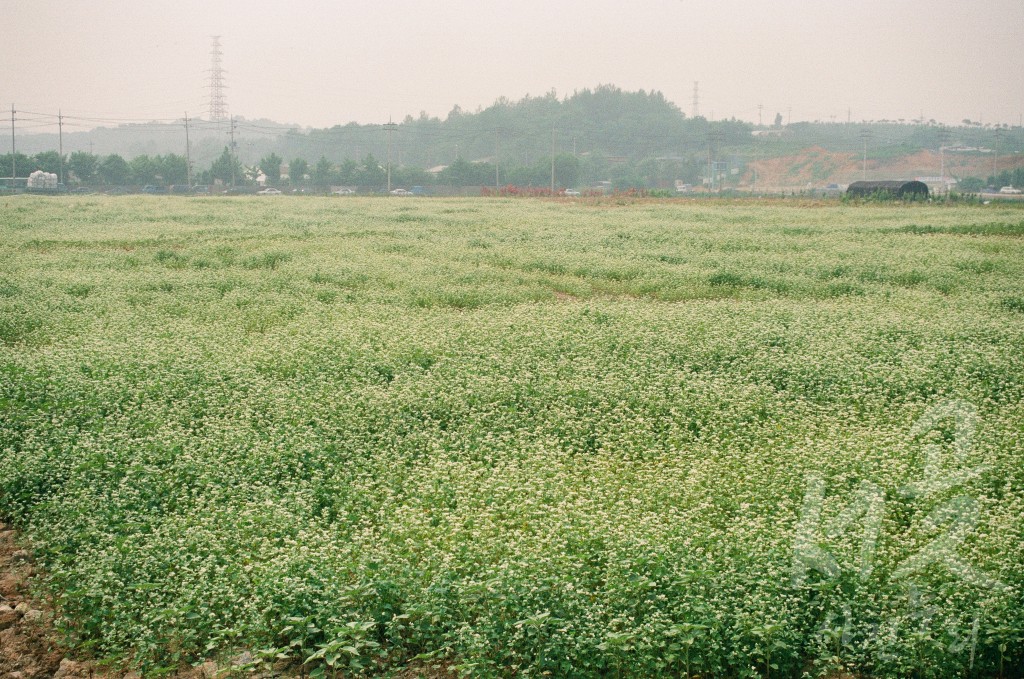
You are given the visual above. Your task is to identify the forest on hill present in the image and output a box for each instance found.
[7,86,1024,191]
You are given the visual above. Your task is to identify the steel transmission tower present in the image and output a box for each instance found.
[207,36,228,122]
[691,82,700,119]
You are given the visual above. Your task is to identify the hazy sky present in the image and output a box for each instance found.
[5,0,1024,131]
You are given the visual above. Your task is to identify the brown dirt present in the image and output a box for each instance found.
[747,145,1024,190]
[0,522,71,679]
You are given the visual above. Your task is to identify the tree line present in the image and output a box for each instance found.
[0,151,190,186]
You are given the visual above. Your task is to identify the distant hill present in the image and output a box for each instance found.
[9,86,1024,189]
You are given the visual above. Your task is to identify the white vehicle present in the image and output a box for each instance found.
[257,188,282,195]
[563,189,581,197]
[390,188,412,196]
[332,188,356,195]
[999,186,1022,195]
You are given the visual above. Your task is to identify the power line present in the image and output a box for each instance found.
[384,119,397,193]
[58,109,64,184]
[10,104,15,179]
[229,115,237,186]
[184,111,192,186]
[550,126,555,193]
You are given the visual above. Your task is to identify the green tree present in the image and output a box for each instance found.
[956,176,984,193]
[338,158,359,185]
[392,165,432,188]
[312,155,335,188]
[158,154,189,185]
[358,154,386,190]
[210,147,242,185]
[0,153,33,178]
[98,154,131,185]
[553,153,580,188]
[288,157,309,183]
[130,155,159,185]
[33,151,64,176]
[68,151,99,184]
[439,157,493,187]
[259,153,283,183]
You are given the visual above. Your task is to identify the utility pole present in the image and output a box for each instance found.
[691,82,700,119]
[10,104,15,181]
[859,129,872,181]
[184,112,192,187]
[752,137,759,194]
[993,127,1002,179]
[494,128,500,189]
[550,126,555,194]
[384,119,397,193]
[707,129,723,192]
[758,103,763,127]
[707,130,713,191]
[229,115,237,187]
[937,126,950,186]
[57,109,65,185]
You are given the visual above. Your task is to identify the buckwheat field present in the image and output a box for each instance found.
[1,196,1022,677]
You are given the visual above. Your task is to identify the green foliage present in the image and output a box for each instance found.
[68,151,99,184]
[129,155,160,185]
[313,155,335,188]
[958,176,985,193]
[98,154,131,185]
[32,150,64,175]
[260,153,283,184]
[289,157,309,184]
[1,197,1023,676]
[210,147,242,185]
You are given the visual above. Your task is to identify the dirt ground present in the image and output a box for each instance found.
[746,146,1024,190]
[0,521,80,679]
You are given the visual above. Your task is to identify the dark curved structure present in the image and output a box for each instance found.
[846,180,929,199]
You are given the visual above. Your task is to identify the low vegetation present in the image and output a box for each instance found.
[1,196,1023,676]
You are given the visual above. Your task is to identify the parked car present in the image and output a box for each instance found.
[332,188,356,195]
[390,188,412,196]
[999,186,1022,195]
[563,189,581,197]
[257,188,282,195]
[142,185,167,194]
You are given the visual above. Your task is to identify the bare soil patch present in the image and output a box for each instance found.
[0,522,71,679]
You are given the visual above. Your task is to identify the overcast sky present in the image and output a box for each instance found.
[5,0,1024,131]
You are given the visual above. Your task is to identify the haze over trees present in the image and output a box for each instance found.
[6,86,1023,191]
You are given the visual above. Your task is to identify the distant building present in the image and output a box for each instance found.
[751,129,785,139]
[846,180,929,199]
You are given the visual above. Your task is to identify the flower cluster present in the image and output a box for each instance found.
[1,196,1022,676]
